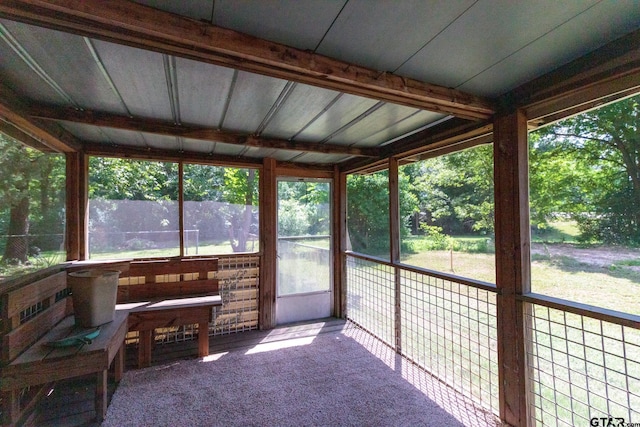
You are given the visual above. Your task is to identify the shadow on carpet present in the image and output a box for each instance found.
[102,327,489,426]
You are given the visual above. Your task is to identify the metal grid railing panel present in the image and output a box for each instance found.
[400,269,499,414]
[346,256,395,347]
[527,304,640,426]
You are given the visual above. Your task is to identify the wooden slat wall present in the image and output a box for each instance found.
[119,255,260,344]
[0,269,72,425]
[1,272,70,363]
[210,255,260,335]
[117,258,219,302]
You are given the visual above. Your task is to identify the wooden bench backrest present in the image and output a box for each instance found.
[117,258,219,303]
[0,270,71,364]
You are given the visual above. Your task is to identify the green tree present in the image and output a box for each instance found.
[0,135,65,264]
[534,95,640,244]
[403,145,494,236]
[347,169,417,255]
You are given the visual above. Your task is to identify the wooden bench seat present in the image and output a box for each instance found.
[116,258,221,368]
[116,295,222,368]
[1,311,128,424]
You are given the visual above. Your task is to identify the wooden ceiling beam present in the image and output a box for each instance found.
[82,142,263,168]
[0,82,81,152]
[28,104,380,158]
[0,0,495,121]
[0,118,52,152]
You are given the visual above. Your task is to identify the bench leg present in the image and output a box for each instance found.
[198,321,209,357]
[95,369,108,421]
[138,330,153,368]
[1,390,20,426]
[114,342,125,382]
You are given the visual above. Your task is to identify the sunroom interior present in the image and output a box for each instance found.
[1,1,640,426]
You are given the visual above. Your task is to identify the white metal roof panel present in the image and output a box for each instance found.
[356,110,447,148]
[182,137,216,154]
[0,27,64,104]
[92,40,173,120]
[175,57,236,127]
[395,0,602,92]
[316,0,476,73]
[221,71,288,133]
[261,84,341,140]
[326,103,421,146]
[0,21,125,111]
[294,94,378,144]
[458,0,640,96]
[212,0,345,51]
[133,0,214,21]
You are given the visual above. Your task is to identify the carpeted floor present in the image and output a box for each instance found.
[102,325,495,426]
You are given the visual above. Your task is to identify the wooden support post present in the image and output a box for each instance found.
[493,109,531,427]
[259,158,277,329]
[178,161,185,257]
[333,166,347,318]
[79,153,89,260]
[389,158,402,352]
[65,152,80,261]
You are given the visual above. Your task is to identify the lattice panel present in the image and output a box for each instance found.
[400,269,499,414]
[526,304,640,427]
[346,255,395,347]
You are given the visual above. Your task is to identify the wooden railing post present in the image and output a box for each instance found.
[333,166,347,318]
[494,109,531,427]
[389,158,401,352]
[259,157,276,329]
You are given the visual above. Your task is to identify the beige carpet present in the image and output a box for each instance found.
[102,325,495,426]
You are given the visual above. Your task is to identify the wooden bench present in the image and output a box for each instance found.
[115,258,222,368]
[0,269,127,426]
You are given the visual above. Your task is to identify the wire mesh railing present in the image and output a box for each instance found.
[346,255,395,347]
[345,253,499,414]
[524,296,640,427]
[399,268,499,413]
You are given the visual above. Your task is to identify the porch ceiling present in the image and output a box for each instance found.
[0,1,639,167]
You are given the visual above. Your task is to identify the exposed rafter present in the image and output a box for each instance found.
[0,82,81,152]
[0,0,495,121]
[28,104,381,158]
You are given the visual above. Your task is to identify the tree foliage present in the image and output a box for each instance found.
[533,95,640,244]
[0,135,65,264]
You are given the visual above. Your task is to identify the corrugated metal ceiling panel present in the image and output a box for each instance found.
[356,110,447,148]
[291,152,351,165]
[0,21,125,111]
[294,94,378,144]
[59,122,106,143]
[323,103,420,146]
[182,137,216,154]
[175,57,236,128]
[261,83,341,140]
[92,40,173,120]
[100,128,151,148]
[221,71,288,133]
[0,25,64,104]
